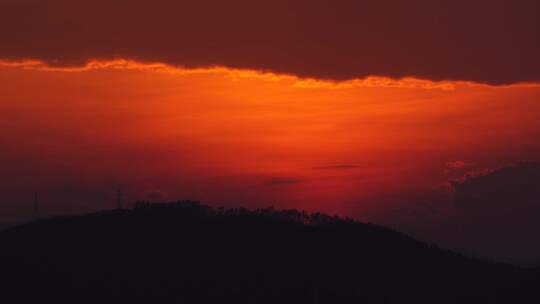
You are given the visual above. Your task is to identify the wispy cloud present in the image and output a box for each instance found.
[262,177,301,187]
[311,164,361,170]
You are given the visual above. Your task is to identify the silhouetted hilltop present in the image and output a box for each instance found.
[0,201,538,304]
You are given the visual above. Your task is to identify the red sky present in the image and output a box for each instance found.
[2,0,540,262]
[2,61,540,223]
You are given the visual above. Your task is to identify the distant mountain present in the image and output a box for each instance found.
[0,201,538,304]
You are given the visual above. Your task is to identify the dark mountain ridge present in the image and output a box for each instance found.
[0,200,538,303]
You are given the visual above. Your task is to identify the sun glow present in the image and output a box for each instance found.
[1,59,540,217]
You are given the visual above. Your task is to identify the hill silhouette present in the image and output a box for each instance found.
[1,200,538,303]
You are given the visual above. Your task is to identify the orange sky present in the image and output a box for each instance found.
[2,61,540,221]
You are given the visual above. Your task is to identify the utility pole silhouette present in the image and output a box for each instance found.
[32,192,40,221]
[117,189,123,209]
[312,281,319,304]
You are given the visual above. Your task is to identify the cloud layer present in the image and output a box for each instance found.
[452,161,540,215]
[450,162,540,263]
[1,0,539,84]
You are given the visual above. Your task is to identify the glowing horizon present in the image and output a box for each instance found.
[2,59,540,224]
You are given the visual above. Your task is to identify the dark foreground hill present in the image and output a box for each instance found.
[0,201,538,304]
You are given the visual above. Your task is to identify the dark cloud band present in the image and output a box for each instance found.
[1,0,539,84]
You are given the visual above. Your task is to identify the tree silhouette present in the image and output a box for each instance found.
[0,200,538,304]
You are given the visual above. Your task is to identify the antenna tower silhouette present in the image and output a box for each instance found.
[33,192,40,220]
[117,189,123,209]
